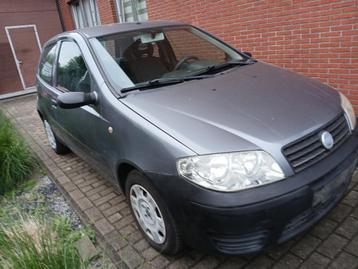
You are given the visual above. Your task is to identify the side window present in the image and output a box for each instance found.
[57,41,91,92]
[39,43,57,84]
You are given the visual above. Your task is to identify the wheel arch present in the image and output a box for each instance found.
[116,160,145,195]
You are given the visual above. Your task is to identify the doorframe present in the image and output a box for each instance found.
[4,24,42,90]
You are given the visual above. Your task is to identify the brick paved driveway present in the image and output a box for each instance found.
[2,95,358,269]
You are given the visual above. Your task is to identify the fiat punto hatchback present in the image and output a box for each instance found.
[37,21,358,255]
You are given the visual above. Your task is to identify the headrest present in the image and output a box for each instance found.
[129,40,154,59]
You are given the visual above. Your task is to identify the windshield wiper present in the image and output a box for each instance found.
[121,75,213,93]
[192,59,256,76]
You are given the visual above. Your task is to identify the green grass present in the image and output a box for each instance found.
[0,109,35,195]
[0,213,89,269]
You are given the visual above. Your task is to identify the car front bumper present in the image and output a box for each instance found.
[147,129,358,255]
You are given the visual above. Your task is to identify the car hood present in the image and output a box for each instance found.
[121,62,341,159]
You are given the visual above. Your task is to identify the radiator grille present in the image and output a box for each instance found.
[283,113,350,173]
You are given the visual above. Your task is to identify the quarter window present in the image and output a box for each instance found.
[39,44,57,84]
[57,41,91,93]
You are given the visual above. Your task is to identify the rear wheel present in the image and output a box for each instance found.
[126,170,182,254]
[43,120,70,155]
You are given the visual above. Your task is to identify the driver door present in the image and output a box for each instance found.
[53,39,110,174]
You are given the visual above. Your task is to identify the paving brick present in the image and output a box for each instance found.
[142,248,160,261]
[77,197,93,211]
[137,263,156,269]
[86,184,108,196]
[106,231,129,251]
[328,203,353,223]
[127,231,143,245]
[119,223,137,237]
[95,218,115,236]
[300,252,331,269]
[342,190,358,207]
[118,245,144,268]
[68,188,85,200]
[149,255,171,269]
[271,253,302,269]
[84,207,104,223]
[115,215,135,230]
[108,212,123,224]
[98,202,112,211]
[94,192,118,206]
[120,207,132,216]
[335,217,358,239]
[328,251,358,269]
[191,256,221,269]
[344,234,358,257]
[317,234,349,258]
[310,219,338,240]
[266,240,295,260]
[291,234,321,259]
[109,195,126,206]
[133,239,150,252]
[62,181,77,192]
[167,251,203,269]
[103,204,121,217]
[351,207,358,219]
[215,258,246,269]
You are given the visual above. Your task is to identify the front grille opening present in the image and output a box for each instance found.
[282,113,350,173]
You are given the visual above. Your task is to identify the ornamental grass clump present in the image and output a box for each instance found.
[0,110,34,195]
[0,215,87,269]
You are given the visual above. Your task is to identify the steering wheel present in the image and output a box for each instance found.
[174,55,199,70]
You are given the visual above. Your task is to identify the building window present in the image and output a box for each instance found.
[71,0,101,29]
[115,0,148,22]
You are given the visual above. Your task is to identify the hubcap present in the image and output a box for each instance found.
[44,120,56,150]
[130,184,166,244]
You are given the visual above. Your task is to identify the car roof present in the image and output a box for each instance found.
[71,20,187,38]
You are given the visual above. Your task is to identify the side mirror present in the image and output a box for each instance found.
[57,92,97,109]
[243,51,252,57]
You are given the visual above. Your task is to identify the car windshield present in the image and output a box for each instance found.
[90,26,244,92]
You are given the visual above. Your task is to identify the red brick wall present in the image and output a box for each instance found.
[97,0,117,24]
[147,0,358,112]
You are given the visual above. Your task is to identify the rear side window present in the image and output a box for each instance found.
[39,43,57,84]
[57,41,90,92]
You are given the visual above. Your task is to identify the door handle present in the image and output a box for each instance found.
[51,99,58,109]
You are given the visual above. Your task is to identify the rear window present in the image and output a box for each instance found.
[39,43,57,85]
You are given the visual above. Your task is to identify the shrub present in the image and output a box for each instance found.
[0,110,35,195]
[0,214,88,269]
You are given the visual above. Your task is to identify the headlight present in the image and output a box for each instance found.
[340,92,356,130]
[177,151,285,192]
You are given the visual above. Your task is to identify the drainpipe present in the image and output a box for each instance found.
[55,0,66,32]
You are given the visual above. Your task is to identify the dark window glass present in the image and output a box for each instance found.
[39,43,57,84]
[57,41,91,92]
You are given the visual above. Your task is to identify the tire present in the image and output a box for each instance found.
[43,120,71,155]
[125,170,183,254]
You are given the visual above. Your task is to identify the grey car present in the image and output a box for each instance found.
[36,21,358,255]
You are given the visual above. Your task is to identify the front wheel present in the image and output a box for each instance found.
[126,170,182,254]
[43,120,70,155]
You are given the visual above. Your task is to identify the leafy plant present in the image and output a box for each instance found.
[0,214,89,269]
[0,110,35,195]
